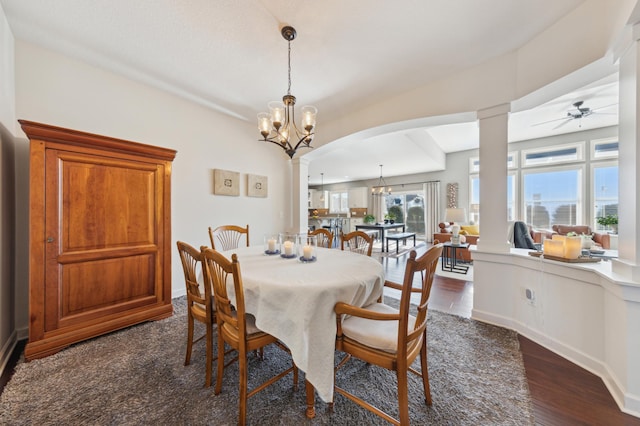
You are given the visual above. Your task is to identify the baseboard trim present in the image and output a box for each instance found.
[0,330,18,378]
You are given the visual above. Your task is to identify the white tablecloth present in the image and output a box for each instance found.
[223,246,384,402]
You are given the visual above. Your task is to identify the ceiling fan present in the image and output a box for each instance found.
[533,100,617,130]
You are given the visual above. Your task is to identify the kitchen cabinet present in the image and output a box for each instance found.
[21,120,176,360]
[348,187,369,208]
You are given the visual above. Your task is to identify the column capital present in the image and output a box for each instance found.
[291,156,310,167]
[477,103,511,120]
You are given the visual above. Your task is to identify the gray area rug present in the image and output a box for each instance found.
[0,297,533,425]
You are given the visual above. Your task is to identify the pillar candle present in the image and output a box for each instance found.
[564,236,582,259]
[303,245,313,259]
[283,241,293,256]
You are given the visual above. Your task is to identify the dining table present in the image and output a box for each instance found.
[222,245,385,418]
[355,222,406,251]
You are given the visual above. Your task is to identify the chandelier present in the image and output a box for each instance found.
[372,164,392,196]
[257,26,317,159]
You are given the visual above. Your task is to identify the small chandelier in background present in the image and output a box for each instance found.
[258,26,317,159]
[372,164,392,196]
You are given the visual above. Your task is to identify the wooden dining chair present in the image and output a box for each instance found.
[309,228,334,248]
[176,240,216,387]
[201,247,298,426]
[334,244,444,425]
[340,230,374,256]
[208,224,249,251]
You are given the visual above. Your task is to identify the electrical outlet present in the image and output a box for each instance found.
[525,288,535,306]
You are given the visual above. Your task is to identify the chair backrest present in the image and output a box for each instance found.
[309,228,333,248]
[177,241,213,320]
[396,244,443,357]
[208,224,249,251]
[340,230,373,256]
[201,247,248,337]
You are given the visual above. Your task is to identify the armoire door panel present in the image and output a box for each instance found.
[51,254,157,330]
[54,151,159,251]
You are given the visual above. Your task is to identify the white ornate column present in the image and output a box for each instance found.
[291,157,309,234]
[477,103,511,253]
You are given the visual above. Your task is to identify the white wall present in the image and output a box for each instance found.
[12,40,294,336]
[0,1,16,377]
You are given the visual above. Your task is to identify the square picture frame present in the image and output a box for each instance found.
[247,174,268,197]
[213,169,240,196]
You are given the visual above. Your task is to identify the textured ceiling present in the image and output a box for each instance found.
[1,0,618,184]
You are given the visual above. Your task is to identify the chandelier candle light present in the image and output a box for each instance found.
[258,26,317,159]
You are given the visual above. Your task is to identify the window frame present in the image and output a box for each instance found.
[590,160,618,232]
[590,137,619,160]
[521,141,585,168]
[469,152,518,173]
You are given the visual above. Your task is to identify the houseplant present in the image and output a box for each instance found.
[363,214,375,224]
[596,214,618,234]
[384,212,396,224]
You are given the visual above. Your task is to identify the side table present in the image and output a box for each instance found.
[441,242,470,274]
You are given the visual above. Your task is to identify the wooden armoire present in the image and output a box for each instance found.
[21,120,177,360]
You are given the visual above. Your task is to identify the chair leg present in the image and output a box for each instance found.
[420,339,432,405]
[185,313,194,366]
[397,368,410,426]
[215,333,225,395]
[238,347,248,426]
[205,321,213,388]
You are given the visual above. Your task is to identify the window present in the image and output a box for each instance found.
[591,137,619,159]
[329,191,348,213]
[469,152,517,173]
[523,167,583,229]
[592,163,618,231]
[469,172,516,223]
[522,142,584,167]
[387,191,426,238]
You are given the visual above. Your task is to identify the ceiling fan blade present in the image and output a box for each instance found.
[591,103,617,112]
[552,118,573,130]
[531,117,570,127]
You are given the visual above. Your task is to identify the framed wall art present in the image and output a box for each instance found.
[213,169,240,196]
[247,174,268,198]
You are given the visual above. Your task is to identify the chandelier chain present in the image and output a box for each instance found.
[287,40,292,96]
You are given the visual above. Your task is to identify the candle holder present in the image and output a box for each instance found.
[279,233,298,259]
[298,234,317,263]
[264,234,280,255]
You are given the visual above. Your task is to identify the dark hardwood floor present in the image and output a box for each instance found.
[2,242,639,425]
[378,243,640,425]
